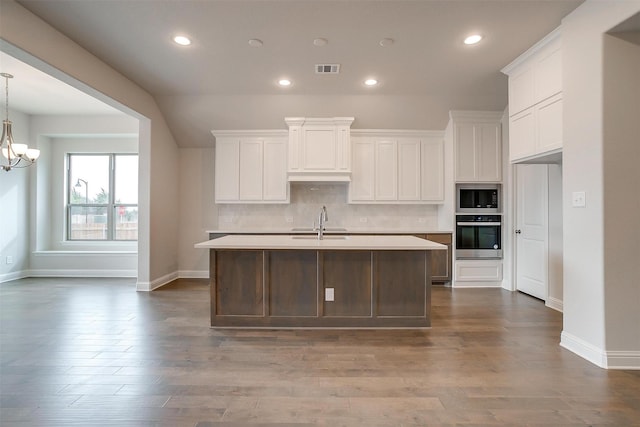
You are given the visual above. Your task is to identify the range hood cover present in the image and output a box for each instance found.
[286,117,354,182]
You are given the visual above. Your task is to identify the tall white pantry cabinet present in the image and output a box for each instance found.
[450,111,505,287]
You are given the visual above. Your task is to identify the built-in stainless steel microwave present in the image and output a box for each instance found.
[456,184,501,213]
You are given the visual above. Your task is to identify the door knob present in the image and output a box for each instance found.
[515,229,521,234]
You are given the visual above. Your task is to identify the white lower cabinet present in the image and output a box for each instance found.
[213,132,289,204]
[349,132,444,204]
[454,259,503,287]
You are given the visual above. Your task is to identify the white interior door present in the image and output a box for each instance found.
[515,164,548,300]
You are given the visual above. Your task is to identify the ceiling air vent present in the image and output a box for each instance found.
[315,64,340,74]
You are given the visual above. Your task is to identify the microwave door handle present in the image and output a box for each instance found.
[456,222,502,226]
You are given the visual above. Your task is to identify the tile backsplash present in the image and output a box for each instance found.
[218,183,439,230]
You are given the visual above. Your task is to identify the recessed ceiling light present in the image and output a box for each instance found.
[364,79,378,86]
[248,38,263,48]
[464,34,483,45]
[173,35,192,46]
[278,79,292,87]
[379,38,394,47]
[313,38,328,47]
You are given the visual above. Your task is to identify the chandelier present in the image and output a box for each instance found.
[1,73,40,171]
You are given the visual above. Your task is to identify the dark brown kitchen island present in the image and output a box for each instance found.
[195,235,446,328]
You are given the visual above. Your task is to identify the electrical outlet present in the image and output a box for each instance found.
[325,288,334,302]
[572,191,586,208]
[359,217,368,223]
[6,256,13,265]
[285,216,294,223]
[418,217,427,223]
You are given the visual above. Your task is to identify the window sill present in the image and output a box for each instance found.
[33,250,137,256]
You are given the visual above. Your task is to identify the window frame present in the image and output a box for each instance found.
[66,153,138,242]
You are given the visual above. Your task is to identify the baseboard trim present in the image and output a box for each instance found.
[453,281,502,288]
[0,270,29,284]
[605,351,640,370]
[560,331,607,368]
[546,296,563,312]
[137,271,178,292]
[178,270,208,279]
[27,269,137,278]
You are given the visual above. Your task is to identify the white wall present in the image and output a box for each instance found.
[0,109,30,282]
[547,163,563,310]
[178,147,217,276]
[602,33,640,364]
[560,0,640,368]
[1,0,181,290]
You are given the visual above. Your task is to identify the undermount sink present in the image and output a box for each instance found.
[291,235,349,240]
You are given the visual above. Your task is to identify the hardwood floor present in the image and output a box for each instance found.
[1,277,639,426]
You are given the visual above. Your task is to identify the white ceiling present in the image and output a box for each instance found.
[6,0,586,145]
[0,52,123,116]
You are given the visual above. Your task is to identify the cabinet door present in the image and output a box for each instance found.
[454,123,477,182]
[509,67,535,117]
[534,47,562,104]
[420,138,444,201]
[425,233,452,283]
[375,140,398,200]
[350,139,375,201]
[302,126,336,170]
[239,139,264,200]
[397,139,421,201]
[510,108,536,162]
[263,138,288,201]
[536,93,563,154]
[477,123,502,182]
[215,139,240,201]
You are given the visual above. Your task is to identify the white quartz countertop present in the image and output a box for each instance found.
[195,234,447,251]
[206,228,452,235]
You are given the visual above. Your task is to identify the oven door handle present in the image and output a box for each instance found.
[456,222,502,226]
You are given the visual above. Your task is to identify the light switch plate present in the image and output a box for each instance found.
[572,191,586,208]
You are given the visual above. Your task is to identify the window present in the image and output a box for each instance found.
[67,154,138,241]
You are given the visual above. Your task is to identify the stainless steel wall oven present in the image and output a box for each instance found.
[455,215,502,259]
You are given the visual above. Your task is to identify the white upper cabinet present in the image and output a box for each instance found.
[452,112,503,183]
[214,139,241,202]
[397,140,421,200]
[262,139,288,201]
[349,131,445,204]
[375,140,399,201]
[213,130,289,204]
[285,117,354,181]
[502,28,563,163]
[420,138,445,201]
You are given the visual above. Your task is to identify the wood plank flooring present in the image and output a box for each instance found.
[1,277,639,426]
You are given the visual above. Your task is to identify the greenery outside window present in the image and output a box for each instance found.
[67,153,138,241]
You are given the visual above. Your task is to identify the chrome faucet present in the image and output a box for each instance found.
[316,205,328,240]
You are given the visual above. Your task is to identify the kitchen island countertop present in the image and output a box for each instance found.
[205,228,453,235]
[195,234,447,251]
